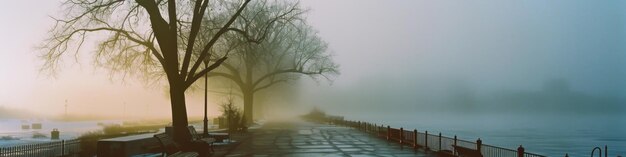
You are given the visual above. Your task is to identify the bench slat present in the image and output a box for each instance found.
[154,133,198,157]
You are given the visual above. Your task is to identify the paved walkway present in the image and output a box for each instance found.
[221,120,435,157]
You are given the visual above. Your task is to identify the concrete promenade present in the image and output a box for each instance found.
[219,119,435,157]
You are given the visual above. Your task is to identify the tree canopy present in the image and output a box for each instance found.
[203,0,339,123]
[40,0,289,143]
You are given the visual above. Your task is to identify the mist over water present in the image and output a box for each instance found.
[0,0,624,156]
[296,75,626,156]
[350,113,626,157]
[296,76,626,156]
[292,1,626,155]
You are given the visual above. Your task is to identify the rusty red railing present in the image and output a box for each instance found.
[325,117,546,157]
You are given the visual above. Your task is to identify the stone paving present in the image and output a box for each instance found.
[221,120,436,157]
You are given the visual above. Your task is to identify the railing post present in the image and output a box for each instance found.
[387,125,391,140]
[413,129,418,149]
[362,122,367,132]
[400,127,404,144]
[375,124,378,135]
[605,145,608,157]
[517,145,524,157]
[374,123,376,133]
[425,131,429,150]
[62,140,65,156]
[476,138,482,152]
[376,124,379,136]
[438,132,442,151]
[380,124,383,137]
[454,135,458,156]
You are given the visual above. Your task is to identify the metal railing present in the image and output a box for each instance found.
[0,139,80,157]
[325,117,547,157]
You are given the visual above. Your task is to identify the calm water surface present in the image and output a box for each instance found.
[0,119,121,147]
[348,113,626,157]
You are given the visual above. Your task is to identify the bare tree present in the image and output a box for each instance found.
[205,1,339,124]
[40,0,275,143]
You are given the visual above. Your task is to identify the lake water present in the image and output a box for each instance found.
[1,114,624,156]
[0,119,121,147]
[0,119,214,148]
[346,113,626,157]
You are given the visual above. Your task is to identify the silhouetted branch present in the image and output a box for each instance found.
[187,0,252,83]
[180,0,209,78]
[185,56,228,89]
[254,78,289,92]
[206,71,245,87]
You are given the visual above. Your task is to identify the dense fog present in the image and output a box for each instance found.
[294,0,626,118]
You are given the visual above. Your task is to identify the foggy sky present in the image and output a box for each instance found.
[300,0,625,93]
[297,0,626,115]
[1,0,625,118]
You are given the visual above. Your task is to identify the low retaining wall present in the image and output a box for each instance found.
[97,133,160,157]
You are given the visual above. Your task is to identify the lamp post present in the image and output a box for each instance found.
[203,56,209,136]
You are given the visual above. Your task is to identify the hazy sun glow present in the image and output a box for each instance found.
[1,0,625,121]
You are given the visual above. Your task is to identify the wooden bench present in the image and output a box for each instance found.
[188,126,230,142]
[452,145,483,157]
[187,126,217,152]
[153,133,199,157]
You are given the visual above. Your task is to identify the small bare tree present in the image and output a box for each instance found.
[219,96,243,133]
[40,0,282,143]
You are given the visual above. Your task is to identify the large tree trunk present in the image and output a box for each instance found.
[169,82,192,144]
[243,89,254,125]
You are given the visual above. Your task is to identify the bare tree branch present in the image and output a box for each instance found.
[184,56,228,89]
[41,0,254,143]
[187,0,252,83]
[180,0,209,78]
